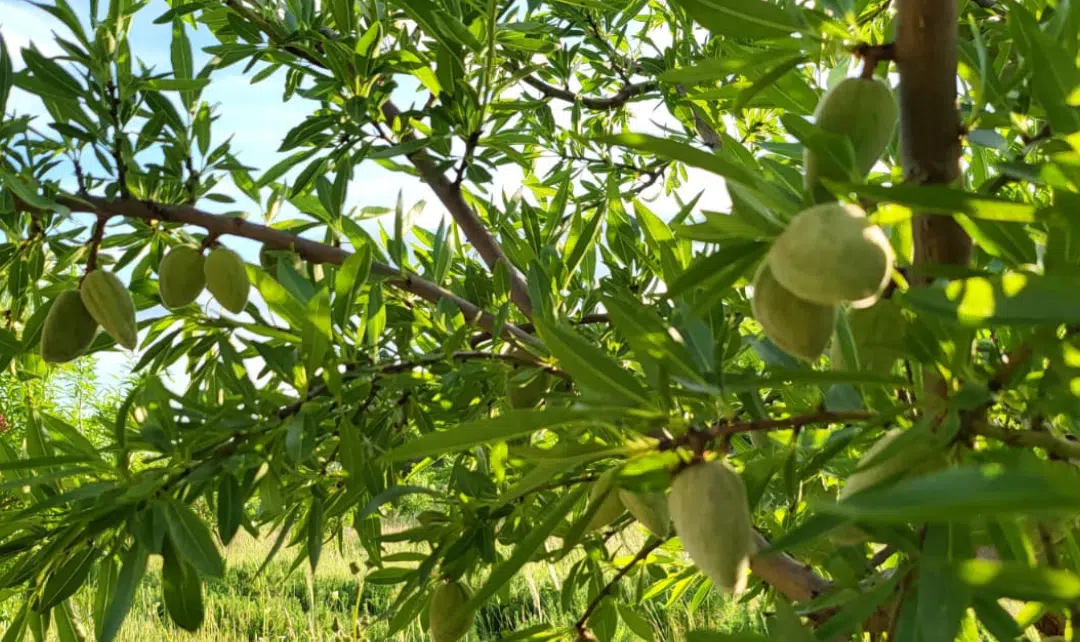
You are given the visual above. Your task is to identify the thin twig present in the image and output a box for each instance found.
[521,75,659,110]
[978,124,1052,195]
[469,313,611,347]
[107,81,129,200]
[661,410,880,452]
[868,545,897,568]
[84,214,111,275]
[575,538,665,632]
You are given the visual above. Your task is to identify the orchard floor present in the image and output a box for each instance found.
[61,527,764,641]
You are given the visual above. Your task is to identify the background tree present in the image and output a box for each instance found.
[2,0,1080,640]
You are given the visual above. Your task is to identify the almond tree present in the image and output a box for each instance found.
[2,0,1080,640]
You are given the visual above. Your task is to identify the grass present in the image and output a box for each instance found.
[44,525,764,641]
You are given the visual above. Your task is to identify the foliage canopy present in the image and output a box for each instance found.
[3,0,1080,640]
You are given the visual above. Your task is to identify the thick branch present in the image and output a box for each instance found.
[750,531,831,604]
[896,0,971,276]
[30,194,538,347]
[521,75,659,110]
[380,102,533,320]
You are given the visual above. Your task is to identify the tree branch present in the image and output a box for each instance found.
[896,0,971,278]
[521,75,659,110]
[469,313,611,347]
[22,193,538,347]
[659,410,880,452]
[220,0,535,321]
[575,538,666,632]
[379,102,534,321]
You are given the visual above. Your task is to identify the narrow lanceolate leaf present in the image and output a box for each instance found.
[217,474,243,545]
[603,295,704,384]
[383,408,625,461]
[841,183,1039,222]
[665,241,768,301]
[39,546,97,609]
[1008,5,1080,135]
[534,317,652,407]
[100,545,148,642]
[0,33,12,115]
[824,463,1080,522]
[668,0,805,40]
[956,559,1080,603]
[163,500,225,578]
[161,540,204,632]
[465,485,587,611]
[904,274,1080,326]
[306,493,324,572]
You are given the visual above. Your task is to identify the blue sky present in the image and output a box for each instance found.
[0,0,730,389]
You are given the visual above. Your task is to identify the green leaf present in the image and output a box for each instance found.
[816,571,902,639]
[668,0,805,40]
[161,540,204,632]
[603,295,704,384]
[617,603,656,641]
[383,408,628,461]
[971,594,1023,641]
[368,138,434,159]
[465,485,586,611]
[599,133,756,190]
[904,273,1080,326]
[333,244,371,327]
[562,206,604,289]
[665,241,767,302]
[957,559,1080,603]
[256,148,319,188]
[0,34,12,115]
[843,183,1039,222]
[53,601,81,642]
[824,463,1080,523]
[534,317,652,407]
[306,493,324,572]
[20,47,81,97]
[0,171,69,215]
[357,485,442,519]
[141,77,209,92]
[1009,5,1080,135]
[39,547,97,609]
[917,525,970,642]
[163,500,225,578]
[100,545,147,642]
[659,50,797,84]
[217,474,243,545]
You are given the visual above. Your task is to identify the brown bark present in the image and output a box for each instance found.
[23,194,539,347]
[895,0,972,276]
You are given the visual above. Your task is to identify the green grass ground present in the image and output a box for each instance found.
[50,527,762,641]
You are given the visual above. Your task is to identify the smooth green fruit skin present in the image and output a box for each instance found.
[205,247,250,314]
[620,489,671,538]
[429,581,474,642]
[830,300,907,374]
[768,202,894,307]
[751,262,836,362]
[804,77,898,192]
[668,460,756,594]
[159,246,206,309]
[80,271,137,350]
[41,291,98,363]
[585,469,626,532]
